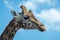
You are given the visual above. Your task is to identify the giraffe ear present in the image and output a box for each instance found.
[11,10,19,17]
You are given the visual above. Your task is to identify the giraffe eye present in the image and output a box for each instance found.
[24,16,29,20]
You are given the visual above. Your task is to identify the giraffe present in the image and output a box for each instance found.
[0,5,46,40]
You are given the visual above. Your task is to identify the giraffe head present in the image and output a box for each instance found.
[20,5,46,32]
[11,5,46,32]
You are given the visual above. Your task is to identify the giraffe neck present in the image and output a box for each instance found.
[0,18,22,40]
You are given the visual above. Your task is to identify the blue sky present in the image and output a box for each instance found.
[0,0,60,40]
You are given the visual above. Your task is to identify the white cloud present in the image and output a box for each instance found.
[36,8,60,31]
[18,0,58,12]
[18,0,37,11]
[32,0,51,3]
[40,8,60,23]
[32,0,57,5]
[24,1,37,11]
[3,0,14,10]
